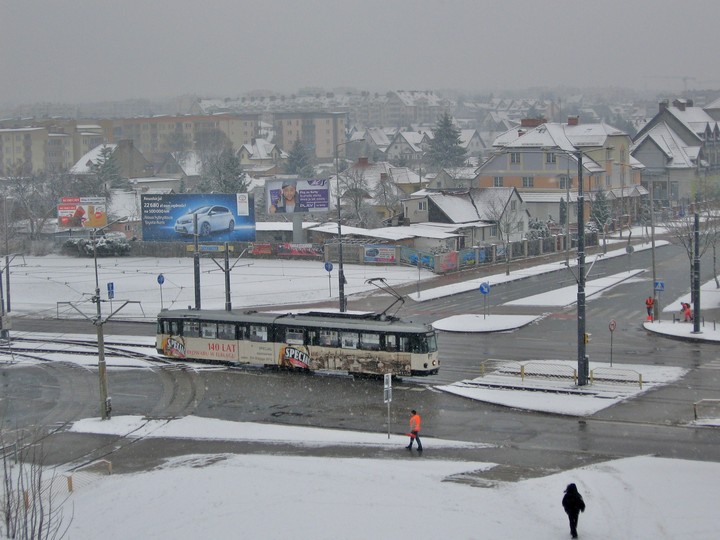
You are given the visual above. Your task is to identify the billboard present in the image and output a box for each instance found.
[364,245,397,264]
[265,178,329,214]
[141,193,255,242]
[58,197,107,228]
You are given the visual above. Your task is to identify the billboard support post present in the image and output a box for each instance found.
[193,213,201,310]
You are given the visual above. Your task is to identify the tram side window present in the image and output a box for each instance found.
[398,336,411,353]
[341,331,359,350]
[286,328,304,345]
[360,333,381,351]
[160,320,180,335]
[249,324,268,342]
[383,335,398,351]
[217,323,236,340]
[183,321,200,338]
[201,322,217,339]
[318,330,339,347]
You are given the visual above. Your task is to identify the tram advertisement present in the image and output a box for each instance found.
[278,344,311,369]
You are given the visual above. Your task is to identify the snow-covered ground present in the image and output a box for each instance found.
[4,229,720,539]
[57,416,720,540]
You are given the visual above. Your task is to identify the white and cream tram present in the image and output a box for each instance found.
[156,309,439,376]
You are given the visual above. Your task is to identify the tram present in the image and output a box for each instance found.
[156,309,439,376]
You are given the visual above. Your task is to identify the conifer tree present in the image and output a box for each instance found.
[425,112,466,170]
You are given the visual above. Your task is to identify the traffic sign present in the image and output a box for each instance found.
[383,373,392,404]
[609,319,617,332]
[324,261,334,272]
[157,274,165,285]
[107,282,115,300]
[654,280,665,292]
[479,282,490,295]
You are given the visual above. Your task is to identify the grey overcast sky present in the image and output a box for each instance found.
[1,0,718,105]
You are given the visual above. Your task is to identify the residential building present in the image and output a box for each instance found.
[477,117,643,225]
[108,113,261,160]
[632,98,720,206]
[272,111,345,161]
[385,131,430,166]
[401,187,529,248]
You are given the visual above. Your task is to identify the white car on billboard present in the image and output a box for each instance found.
[174,205,235,236]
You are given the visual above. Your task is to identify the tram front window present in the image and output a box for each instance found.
[425,333,438,353]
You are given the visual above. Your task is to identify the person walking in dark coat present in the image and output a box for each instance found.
[562,483,585,538]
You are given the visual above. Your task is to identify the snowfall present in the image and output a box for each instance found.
[3,229,720,539]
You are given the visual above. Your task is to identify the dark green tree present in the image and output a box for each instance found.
[199,147,248,193]
[285,140,311,175]
[590,188,611,227]
[425,112,466,170]
[92,145,125,189]
[559,197,567,226]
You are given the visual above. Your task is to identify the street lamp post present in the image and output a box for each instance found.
[335,138,364,312]
[576,149,589,386]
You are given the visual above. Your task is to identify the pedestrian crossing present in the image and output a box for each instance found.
[700,359,720,370]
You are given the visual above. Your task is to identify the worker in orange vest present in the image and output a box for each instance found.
[406,410,423,453]
[645,296,655,321]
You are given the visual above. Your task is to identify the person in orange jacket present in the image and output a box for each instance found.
[406,409,423,452]
[645,296,654,320]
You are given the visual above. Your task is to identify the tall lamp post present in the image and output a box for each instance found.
[575,149,589,386]
[335,138,364,312]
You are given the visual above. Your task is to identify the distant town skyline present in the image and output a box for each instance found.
[2,0,718,107]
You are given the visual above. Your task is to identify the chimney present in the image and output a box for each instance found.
[520,117,546,128]
[358,157,369,167]
[518,129,526,137]
[673,99,686,111]
[567,116,579,126]
[659,99,669,112]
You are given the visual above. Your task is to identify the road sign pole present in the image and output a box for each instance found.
[384,373,392,439]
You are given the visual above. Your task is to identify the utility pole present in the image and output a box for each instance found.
[650,181,659,321]
[693,197,701,333]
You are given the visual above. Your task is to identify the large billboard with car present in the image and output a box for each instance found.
[265,178,329,214]
[141,193,255,242]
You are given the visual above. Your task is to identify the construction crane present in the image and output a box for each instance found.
[643,75,696,92]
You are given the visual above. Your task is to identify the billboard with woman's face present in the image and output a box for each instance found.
[266,178,329,214]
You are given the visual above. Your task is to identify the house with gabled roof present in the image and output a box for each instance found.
[632,98,719,206]
[70,140,155,179]
[401,187,528,248]
[459,129,486,157]
[385,131,430,166]
[477,117,643,226]
[237,138,286,176]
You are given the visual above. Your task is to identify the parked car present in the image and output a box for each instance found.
[175,205,235,236]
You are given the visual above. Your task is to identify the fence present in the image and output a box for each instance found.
[479,360,643,388]
[693,399,720,421]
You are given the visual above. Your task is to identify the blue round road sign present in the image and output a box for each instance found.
[324,262,334,272]
[157,274,165,285]
[479,282,490,295]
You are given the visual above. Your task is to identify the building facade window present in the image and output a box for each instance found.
[493,176,503,187]
[511,152,521,164]
[522,176,534,188]
[559,175,571,190]
[546,152,556,164]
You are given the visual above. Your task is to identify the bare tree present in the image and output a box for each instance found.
[662,203,718,298]
[482,190,525,275]
[373,174,402,225]
[338,167,373,227]
[1,429,72,539]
